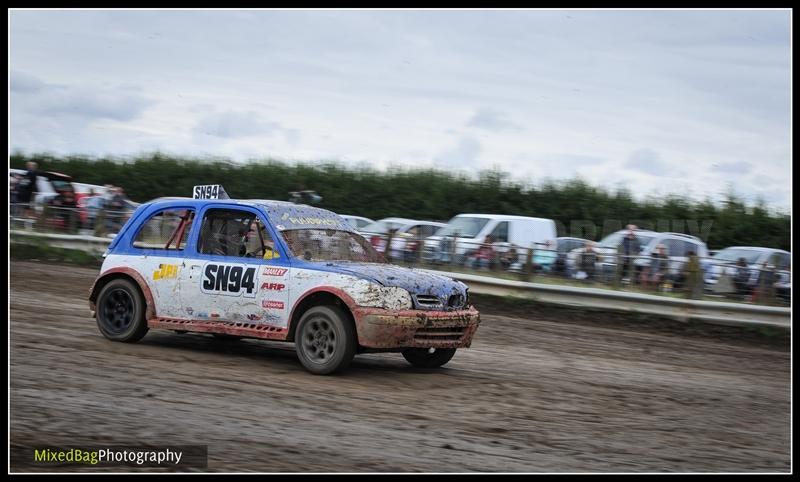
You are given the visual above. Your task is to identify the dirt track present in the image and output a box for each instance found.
[9,260,791,472]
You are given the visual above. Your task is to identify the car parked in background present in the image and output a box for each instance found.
[567,229,659,275]
[566,230,708,283]
[423,214,557,265]
[359,217,445,258]
[635,232,709,278]
[705,246,791,291]
[540,237,591,275]
[340,215,374,231]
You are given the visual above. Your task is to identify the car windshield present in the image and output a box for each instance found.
[282,229,386,263]
[360,219,406,234]
[436,216,490,238]
[713,248,764,264]
[51,180,74,192]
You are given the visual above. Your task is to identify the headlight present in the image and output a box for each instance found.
[348,281,413,310]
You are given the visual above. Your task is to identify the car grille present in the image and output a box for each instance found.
[413,293,466,311]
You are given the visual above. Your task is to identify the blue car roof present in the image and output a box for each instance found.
[131,198,355,232]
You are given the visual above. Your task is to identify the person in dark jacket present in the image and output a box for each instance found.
[620,225,641,281]
[17,161,39,218]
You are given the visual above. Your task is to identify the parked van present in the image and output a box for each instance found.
[423,214,557,262]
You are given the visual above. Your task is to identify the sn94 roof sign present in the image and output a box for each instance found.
[193,185,229,200]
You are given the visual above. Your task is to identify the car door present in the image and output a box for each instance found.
[130,206,196,319]
[182,205,291,327]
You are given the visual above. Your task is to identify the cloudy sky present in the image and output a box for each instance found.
[9,9,792,210]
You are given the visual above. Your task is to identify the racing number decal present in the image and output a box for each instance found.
[202,263,257,298]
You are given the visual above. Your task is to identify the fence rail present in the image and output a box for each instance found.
[10,229,790,329]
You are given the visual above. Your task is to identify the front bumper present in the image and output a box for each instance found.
[352,305,481,349]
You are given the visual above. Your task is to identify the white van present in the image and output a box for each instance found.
[423,214,557,261]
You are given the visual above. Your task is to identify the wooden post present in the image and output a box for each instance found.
[522,245,534,282]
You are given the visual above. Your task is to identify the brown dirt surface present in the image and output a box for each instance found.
[9,261,791,473]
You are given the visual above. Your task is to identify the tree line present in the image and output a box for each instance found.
[10,152,791,251]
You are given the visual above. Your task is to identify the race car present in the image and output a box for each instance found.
[88,185,480,374]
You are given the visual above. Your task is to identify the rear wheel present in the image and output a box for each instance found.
[96,278,148,342]
[402,347,457,368]
[295,305,356,375]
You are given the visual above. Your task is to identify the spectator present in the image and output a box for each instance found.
[533,240,557,273]
[577,240,597,281]
[105,186,130,233]
[10,172,23,216]
[438,234,454,264]
[469,235,495,270]
[647,244,668,289]
[49,184,78,232]
[751,261,777,304]
[17,161,39,218]
[733,258,751,299]
[499,245,519,271]
[682,250,704,299]
[620,224,641,281]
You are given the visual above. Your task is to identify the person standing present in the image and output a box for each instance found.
[17,161,39,218]
[620,225,641,282]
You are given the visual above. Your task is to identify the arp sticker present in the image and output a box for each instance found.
[260,282,285,291]
[202,263,257,298]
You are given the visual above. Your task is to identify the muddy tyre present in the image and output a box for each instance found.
[402,348,457,368]
[295,305,356,375]
[96,278,148,343]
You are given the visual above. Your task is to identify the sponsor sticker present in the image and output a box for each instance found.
[262,267,288,277]
[246,314,263,321]
[262,300,285,310]
[260,282,285,291]
[153,264,179,281]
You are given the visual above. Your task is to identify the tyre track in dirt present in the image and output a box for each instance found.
[9,261,790,472]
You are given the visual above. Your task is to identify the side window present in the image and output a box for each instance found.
[198,208,278,259]
[772,253,790,270]
[685,241,701,257]
[781,253,791,270]
[133,209,195,250]
[420,225,437,237]
[490,221,509,243]
[661,239,681,257]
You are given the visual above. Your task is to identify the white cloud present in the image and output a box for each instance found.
[8,9,791,209]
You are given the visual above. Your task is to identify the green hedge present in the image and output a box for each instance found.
[10,152,790,251]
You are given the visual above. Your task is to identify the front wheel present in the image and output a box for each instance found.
[96,278,148,342]
[295,305,356,375]
[402,347,457,368]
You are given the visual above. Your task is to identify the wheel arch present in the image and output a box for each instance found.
[287,287,358,343]
[89,268,155,320]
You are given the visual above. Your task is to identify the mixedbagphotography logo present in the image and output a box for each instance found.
[28,445,208,469]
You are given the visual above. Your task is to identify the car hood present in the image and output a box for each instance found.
[319,261,467,297]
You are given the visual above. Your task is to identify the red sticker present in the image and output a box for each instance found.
[260,282,286,291]
[262,267,288,276]
[262,300,285,310]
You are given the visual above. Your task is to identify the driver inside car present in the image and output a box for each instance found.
[240,219,280,259]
